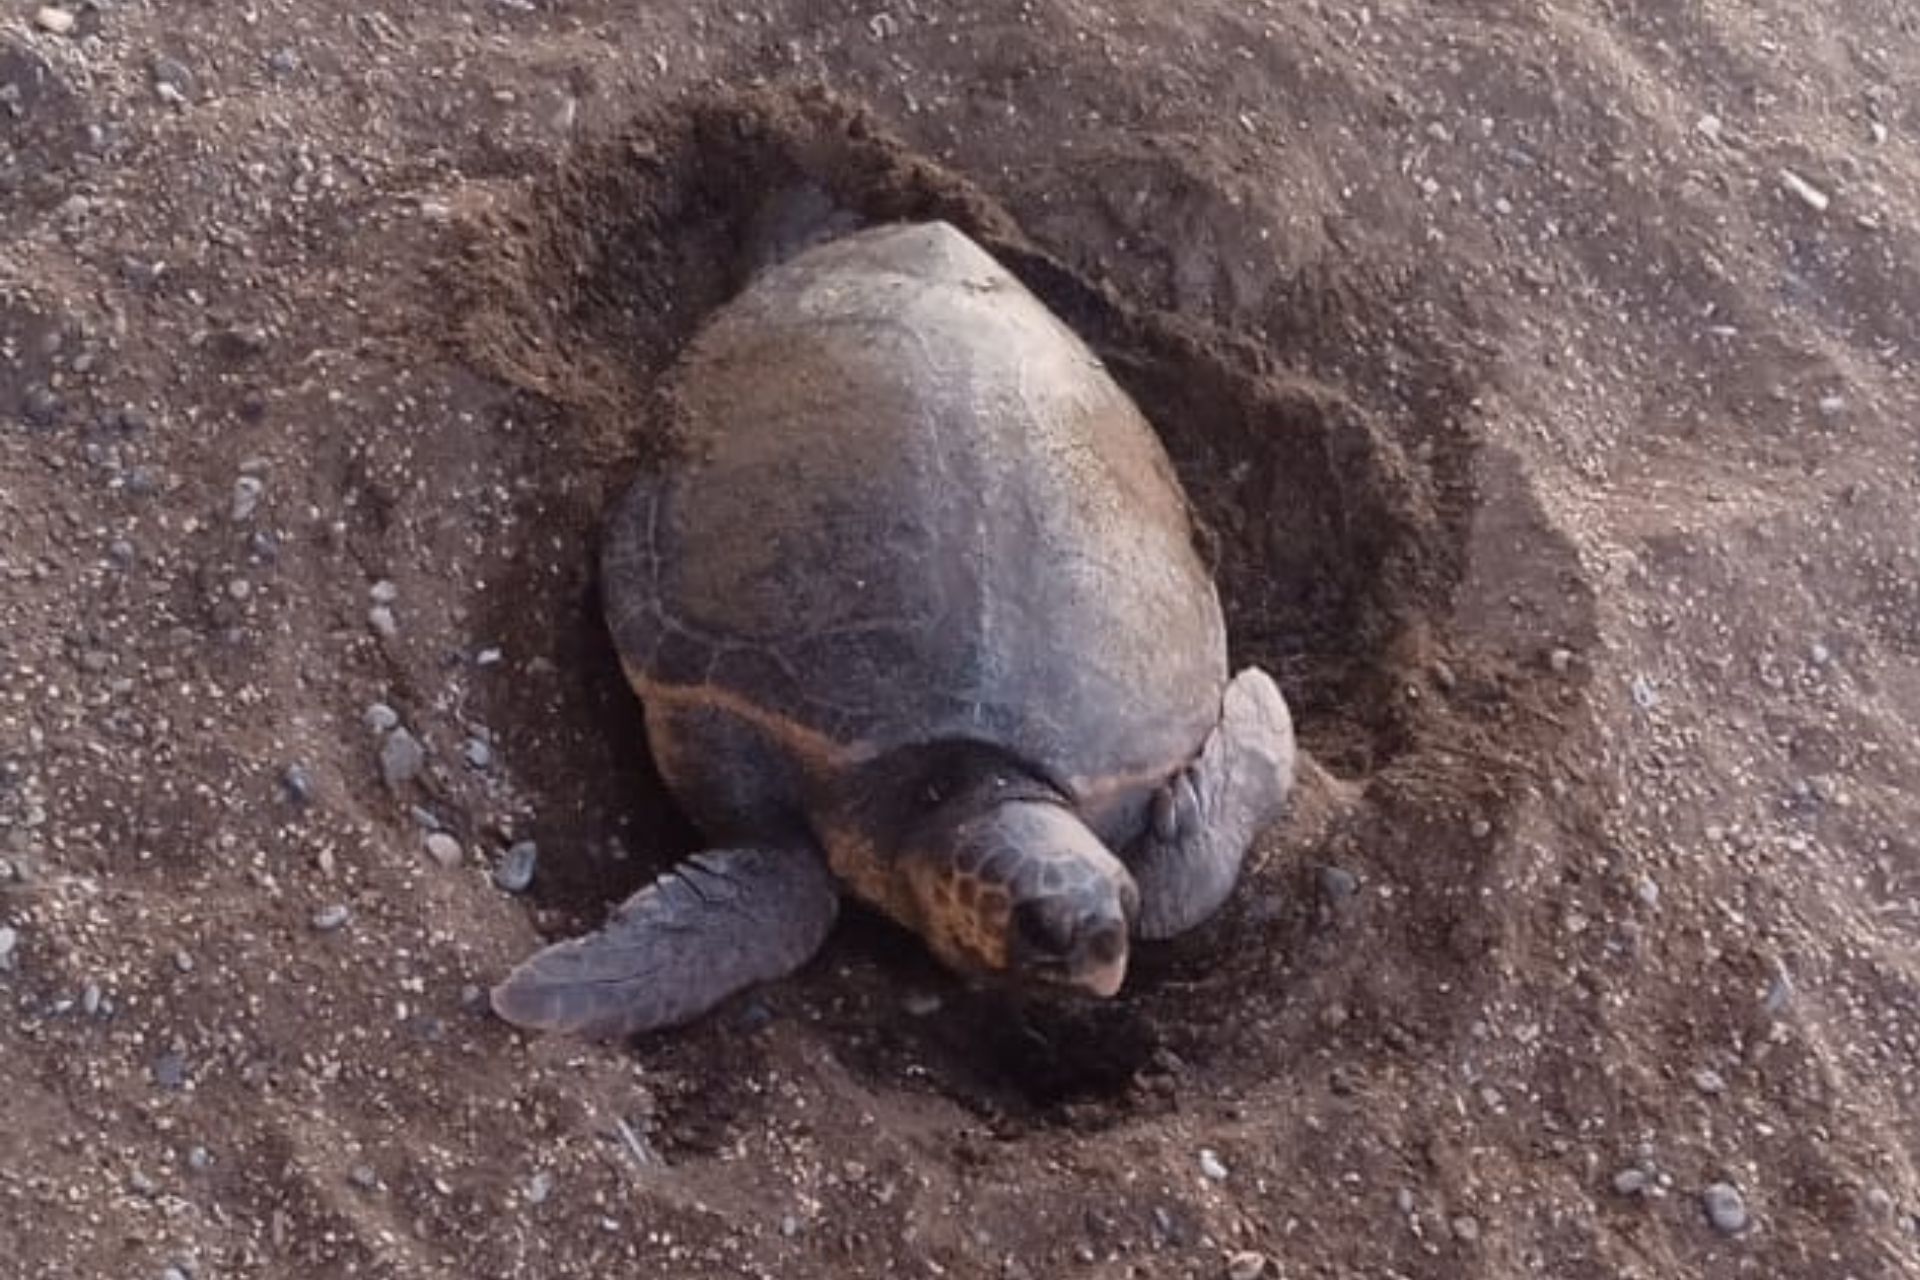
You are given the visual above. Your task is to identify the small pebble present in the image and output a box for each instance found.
[463,738,493,769]
[1809,642,1833,665]
[216,326,270,359]
[369,580,399,604]
[281,763,314,807]
[1635,876,1660,908]
[1764,967,1794,1016]
[172,949,195,974]
[1395,1187,1416,1214]
[152,1052,189,1090]
[22,385,60,427]
[367,605,398,638]
[424,832,463,869]
[152,55,196,101]
[1779,169,1830,213]
[82,982,102,1016]
[526,1171,554,1205]
[494,841,538,894]
[1451,1216,1480,1243]
[129,1169,157,1196]
[348,1164,380,1191]
[365,703,400,734]
[902,992,942,1017]
[780,1214,801,1238]
[267,47,301,76]
[311,904,350,932]
[1865,1186,1895,1217]
[1816,396,1845,421]
[1693,1066,1727,1095]
[379,728,424,788]
[1318,865,1359,901]
[0,924,18,970]
[1548,647,1574,675]
[1226,1251,1268,1280]
[410,805,443,831]
[187,1146,212,1172]
[1631,674,1660,709]
[1702,1181,1749,1234]
[34,6,76,35]
[162,1268,189,1280]
[231,475,264,522]
[1198,1150,1229,1182]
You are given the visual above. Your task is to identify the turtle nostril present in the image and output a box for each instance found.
[1012,899,1076,959]
[1083,921,1126,968]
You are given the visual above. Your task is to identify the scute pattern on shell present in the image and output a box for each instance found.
[601,222,1227,837]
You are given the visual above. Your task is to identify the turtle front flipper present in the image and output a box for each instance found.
[1126,667,1297,940]
[490,846,839,1040]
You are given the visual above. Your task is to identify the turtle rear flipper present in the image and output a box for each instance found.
[1127,667,1297,940]
[490,846,839,1040]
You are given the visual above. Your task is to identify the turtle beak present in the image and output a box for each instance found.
[1078,949,1128,998]
[1011,897,1132,998]
[1075,875,1138,998]
[1071,916,1130,998]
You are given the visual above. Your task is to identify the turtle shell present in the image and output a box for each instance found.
[603,221,1227,837]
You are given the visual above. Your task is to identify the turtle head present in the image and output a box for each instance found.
[899,795,1140,999]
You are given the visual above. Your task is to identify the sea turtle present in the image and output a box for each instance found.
[490,219,1297,1039]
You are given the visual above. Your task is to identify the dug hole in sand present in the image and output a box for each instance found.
[454,80,1596,1218]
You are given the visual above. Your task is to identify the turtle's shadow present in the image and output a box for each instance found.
[792,901,1250,1121]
